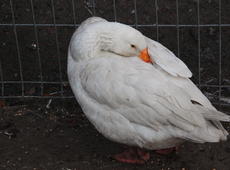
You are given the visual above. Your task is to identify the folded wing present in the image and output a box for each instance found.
[146,37,192,78]
[77,57,229,143]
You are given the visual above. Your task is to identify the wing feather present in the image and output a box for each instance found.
[146,37,192,78]
[79,57,206,133]
[73,56,229,143]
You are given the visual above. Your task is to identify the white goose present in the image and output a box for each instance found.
[67,17,229,163]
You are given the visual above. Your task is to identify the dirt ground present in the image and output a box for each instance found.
[1,0,230,169]
[0,99,229,170]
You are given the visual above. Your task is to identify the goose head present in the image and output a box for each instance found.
[107,23,147,57]
[69,21,150,62]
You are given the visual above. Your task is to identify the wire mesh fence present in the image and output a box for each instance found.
[0,0,230,107]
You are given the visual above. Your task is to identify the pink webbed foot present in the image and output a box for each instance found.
[113,148,150,164]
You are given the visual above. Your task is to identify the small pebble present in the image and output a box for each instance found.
[4,128,19,139]
[31,42,37,50]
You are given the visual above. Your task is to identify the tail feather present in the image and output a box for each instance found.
[196,105,230,122]
[198,106,229,141]
[183,105,230,143]
[211,121,229,140]
[185,123,227,143]
[180,126,223,143]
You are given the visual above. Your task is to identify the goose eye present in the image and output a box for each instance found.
[131,44,136,48]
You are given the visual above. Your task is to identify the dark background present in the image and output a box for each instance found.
[0,0,230,169]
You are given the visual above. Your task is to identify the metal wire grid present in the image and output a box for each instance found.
[0,0,229,107]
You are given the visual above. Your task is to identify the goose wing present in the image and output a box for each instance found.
[75,57,229,142]
[146,37,192,78]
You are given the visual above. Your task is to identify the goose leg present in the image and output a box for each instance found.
[113,147,150,164]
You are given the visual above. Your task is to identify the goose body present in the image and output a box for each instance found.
[68,17,229,150]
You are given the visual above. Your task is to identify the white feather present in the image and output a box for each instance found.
[146,37,192,78]
[67,17,229,150]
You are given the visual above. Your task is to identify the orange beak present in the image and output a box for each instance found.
[138,48,152,63]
